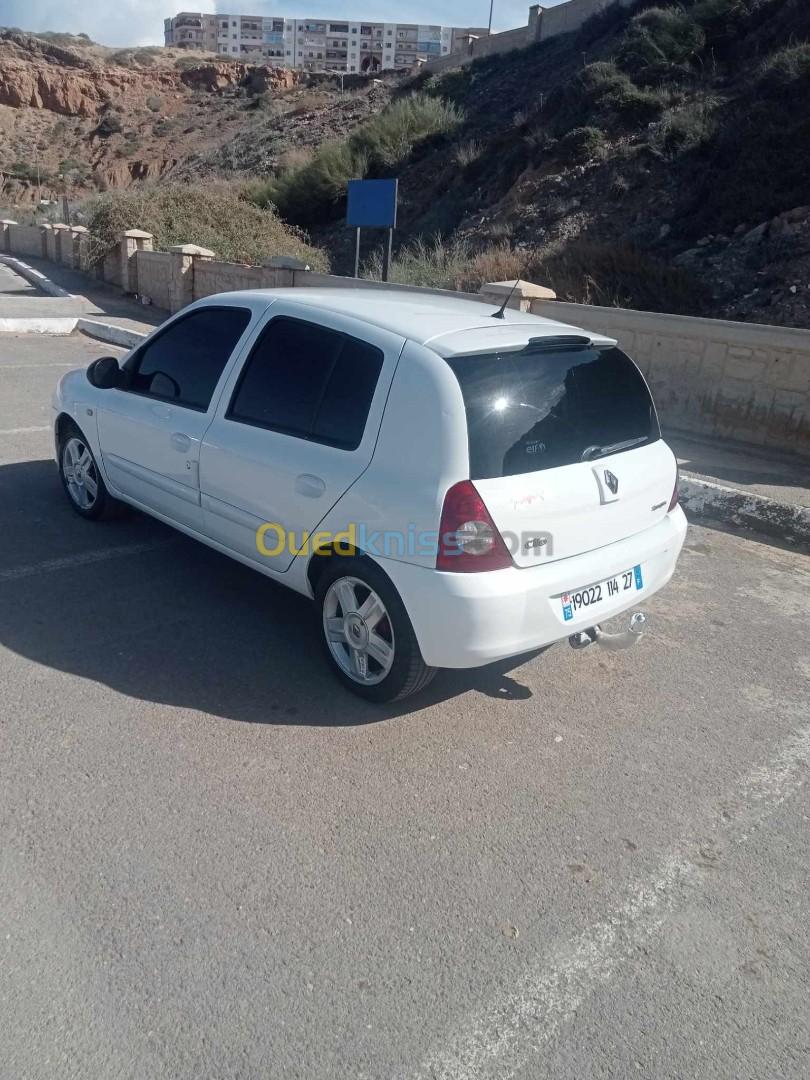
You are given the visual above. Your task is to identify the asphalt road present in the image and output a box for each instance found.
[1,333,809,1080]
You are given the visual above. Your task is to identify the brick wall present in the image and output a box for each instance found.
[531,300,810,457]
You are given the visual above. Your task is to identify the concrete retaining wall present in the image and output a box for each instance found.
[531,300,810,457]
[421,0,636,75]
[424,24,530,74]
[537,0,635,41]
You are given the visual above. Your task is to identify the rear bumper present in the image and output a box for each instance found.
[376,507,688,668]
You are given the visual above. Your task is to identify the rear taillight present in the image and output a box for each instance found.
[668,465,680,511]
[437,480,513,572]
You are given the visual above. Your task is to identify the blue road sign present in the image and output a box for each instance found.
[346,178,398,228]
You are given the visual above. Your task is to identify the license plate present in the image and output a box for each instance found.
[561,564,643,622]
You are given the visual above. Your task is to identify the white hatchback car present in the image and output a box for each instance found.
[53,289,687,701]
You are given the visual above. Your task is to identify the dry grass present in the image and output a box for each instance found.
[364,236,526,293]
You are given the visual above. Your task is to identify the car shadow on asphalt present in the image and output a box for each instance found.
[0,460,541,726]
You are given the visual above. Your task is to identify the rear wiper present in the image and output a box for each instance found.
[581,436,648,462]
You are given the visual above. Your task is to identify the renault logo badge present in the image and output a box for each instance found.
[604,469,619,495]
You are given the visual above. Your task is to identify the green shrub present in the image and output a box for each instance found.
[558,126,608,162]
[418,66,472,106]
[254,93,461,224]
[552,61,664,134]
[351,94,461,168]
[7,162,50,183]
[616,7,706,74]
[649,96,719,157]
[83,183,329,270]
[690,0,759,48]
[758,43,810,96]
[58,158,92,180]
[363,236,525,293]
[95,111,123,137]
[110,46,160,68]
[145,95,163,112]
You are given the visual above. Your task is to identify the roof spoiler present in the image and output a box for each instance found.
[524,334,593,351]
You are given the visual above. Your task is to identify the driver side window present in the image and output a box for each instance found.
[123,306,251,411]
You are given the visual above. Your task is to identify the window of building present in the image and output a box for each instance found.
[122,308,250,412]
[227,318,383,450]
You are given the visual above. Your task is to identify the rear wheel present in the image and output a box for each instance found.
[316,557,436,703]
[58,422,122,521]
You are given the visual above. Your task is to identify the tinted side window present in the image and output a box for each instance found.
[125,307,251,411]
[228,317,383,450]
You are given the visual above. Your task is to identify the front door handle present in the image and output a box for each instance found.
[295,473,326,498]
[171,432,192,453]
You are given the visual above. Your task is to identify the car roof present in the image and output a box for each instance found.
[200,287,617,356]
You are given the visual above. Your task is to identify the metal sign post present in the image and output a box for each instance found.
[346,178,398,280]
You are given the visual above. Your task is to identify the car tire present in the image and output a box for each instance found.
[315,556,437,703]
[57,420,124,521]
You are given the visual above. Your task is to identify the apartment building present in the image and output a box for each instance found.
[164,11,487,73]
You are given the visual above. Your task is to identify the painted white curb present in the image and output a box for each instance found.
[0,254,76,298]
[680,475,810,546]
[0,316,147,347]
[76,319,147,348]
[0,317,78,334]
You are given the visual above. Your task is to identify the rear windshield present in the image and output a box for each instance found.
[446,345,660,479]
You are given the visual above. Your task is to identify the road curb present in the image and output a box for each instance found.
[0,317,78,334]
[0,254,75,298]
[76,319,147,349]
[680,475,810,547]
[0,315,147,347]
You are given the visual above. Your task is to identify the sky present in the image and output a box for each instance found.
[0,0,551,46]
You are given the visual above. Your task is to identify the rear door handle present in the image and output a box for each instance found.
[171,432,192,453]
[295,473,326,498]
[151,404,172,420]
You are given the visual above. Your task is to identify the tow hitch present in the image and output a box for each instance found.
[569,612,647,652]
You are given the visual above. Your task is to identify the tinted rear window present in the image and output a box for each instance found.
[447,345,660,479]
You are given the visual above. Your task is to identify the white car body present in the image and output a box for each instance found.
[52,288,687,685]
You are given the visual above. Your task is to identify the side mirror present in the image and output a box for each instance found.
[87,356,121,390]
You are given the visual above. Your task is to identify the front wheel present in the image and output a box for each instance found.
[58,424,121,520]
[316,557,436,703]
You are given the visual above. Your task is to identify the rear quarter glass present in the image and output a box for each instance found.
[446,345,660,480]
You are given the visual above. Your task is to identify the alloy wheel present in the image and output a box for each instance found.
[322,576,395,685]
[62,435,99,511]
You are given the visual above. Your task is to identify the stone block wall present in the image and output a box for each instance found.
[7,224,42,258]
[531,300,810,456]
[191,260,292,300]
[134,250,174,311]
